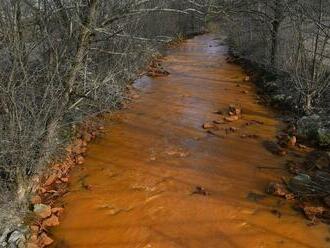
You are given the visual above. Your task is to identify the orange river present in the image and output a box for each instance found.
[51,34,330,248]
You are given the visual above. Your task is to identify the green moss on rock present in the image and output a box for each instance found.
[317,128,330,147]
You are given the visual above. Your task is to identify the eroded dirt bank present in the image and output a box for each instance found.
[50,35,330,248]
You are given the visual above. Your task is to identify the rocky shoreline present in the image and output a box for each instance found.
[0,120,102,248]
[0,48,175,248]
[226,55,330,148]
[226,55,330,225]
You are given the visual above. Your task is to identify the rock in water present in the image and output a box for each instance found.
[203,122,216,129]
[224,115,239,122]
[228,105,242,116]
[192,186,209,196]
[266,182,289,197]
[303,206,326,220]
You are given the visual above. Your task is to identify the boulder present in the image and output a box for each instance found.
[51,207,64,215]
[76,155,85,165]
[29,226,39,234]
[30,195,42,205]
[277,134,297,148]
[287,136,297,147]
[38,233,53,247]
[7,228,28,248]
[42,215,59,227]
[29,234,38,243]
[44,174,57,187]
[0,228,11,247]
[34,204,52,219]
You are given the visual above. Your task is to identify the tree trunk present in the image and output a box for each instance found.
[304,93,313,114]
[270,1,281,67]
[270,19,279,67]
[63,0,98,107]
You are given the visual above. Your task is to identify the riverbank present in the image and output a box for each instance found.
[226,53,330,225]
[0,32,193,248]
[227,55,330,148]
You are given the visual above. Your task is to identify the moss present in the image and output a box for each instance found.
[297,117,330,147]
[317,129,330,147]
[271,94,286,102]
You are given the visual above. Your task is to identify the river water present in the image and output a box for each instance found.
[51,34,330,248]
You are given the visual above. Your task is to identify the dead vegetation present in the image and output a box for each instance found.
[25,120,103,247]
[0,0,207,244]
[221,11,330,219]
[211,0,330,147]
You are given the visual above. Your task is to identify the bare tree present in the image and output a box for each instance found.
[211,0,330,113]
[0,0,206,234]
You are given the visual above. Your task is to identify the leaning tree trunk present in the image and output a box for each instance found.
[63,0,98,108]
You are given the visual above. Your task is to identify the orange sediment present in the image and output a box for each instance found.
[50,35,330,248]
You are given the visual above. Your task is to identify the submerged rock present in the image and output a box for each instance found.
[203,122,216,129]
[263,141,287,156]
[192,186,209,196]
[247,192,267,202]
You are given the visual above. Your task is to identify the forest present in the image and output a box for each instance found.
[0,0,329,247]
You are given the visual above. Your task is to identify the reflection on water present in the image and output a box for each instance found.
[51,35,330,248]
